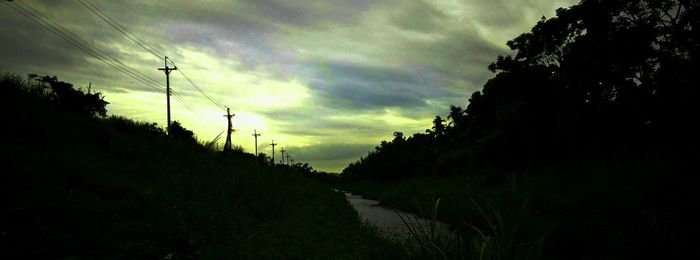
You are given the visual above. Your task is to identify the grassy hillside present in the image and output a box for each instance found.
[0,74,403,259]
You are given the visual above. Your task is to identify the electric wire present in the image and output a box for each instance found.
[77,0,227,111]
[76,0,168,60]
[171,90,221,127]
[6,1,164,93]
[174,68,226,110]
[5,1,240,148]
[15,1,162,88]
[5,1,331,152]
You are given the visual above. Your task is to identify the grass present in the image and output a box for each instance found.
[465,193,548,260]
[397,198,459,260]
[1,81,405,259]
[4,73,698,258]
[340,152,700,259]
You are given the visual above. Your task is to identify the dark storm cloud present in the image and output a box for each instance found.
[419,30,504,78]
[255,0,392,30]
[0,1,170,94]
[468,0,532,27]
[390,0,449,33]
[467,0,574,28]
[258,108,407,137]
[394,32,503,109]
[0,7,85,69]
[235,0,372,27]
[309,62,449,110]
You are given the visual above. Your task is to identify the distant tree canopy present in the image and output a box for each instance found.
[1,73,109,117]
[343,0,700,180]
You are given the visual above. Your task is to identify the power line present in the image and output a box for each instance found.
[77,0,167,60]
[172,95,221,130]
[6,1,164,93]
[171,94,199,117]
[8,2,211,125]
[76,0,226,112]
[171,91,220,126]
[171,92,198,115]
[6,1,225,138]
[174,68,226,111]
[15,1,162,88]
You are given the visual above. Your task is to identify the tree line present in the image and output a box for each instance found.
[342,0,699,180]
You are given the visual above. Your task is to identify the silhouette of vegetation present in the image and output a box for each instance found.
[0,73,405,258]
[282,162,341,184]
[1,73,109,117]
[341,0,700,258]
[168,120,195,141]
[345,0,700,180]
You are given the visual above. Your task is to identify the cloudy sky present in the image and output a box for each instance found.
[1,0,577,172]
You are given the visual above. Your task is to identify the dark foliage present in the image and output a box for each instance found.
[0,73,404,259]
[343,0,700,180]
[168,120,195,142]
[1,73,109,117]
[340,1,700,258]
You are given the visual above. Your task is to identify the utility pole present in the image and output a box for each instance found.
[158,56,177,133]
[87,82,91,94]
[286,154,291,166]
[252,129,261,155]
[223,107,235,152]
[280,147,286,165]
[290,158,294,165]
[270,140,277,165]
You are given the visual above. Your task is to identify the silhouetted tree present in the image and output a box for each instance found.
[168,121,195,142]
[429,116,446,137]
[23,74,109,117]
[342,0,700,179]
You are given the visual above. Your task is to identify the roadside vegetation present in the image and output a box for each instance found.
[0,73,404,259]
[340,0,700,259]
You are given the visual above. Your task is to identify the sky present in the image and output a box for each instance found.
[0,0,578,172]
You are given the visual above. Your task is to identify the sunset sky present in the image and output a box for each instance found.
[0,0,577,172]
